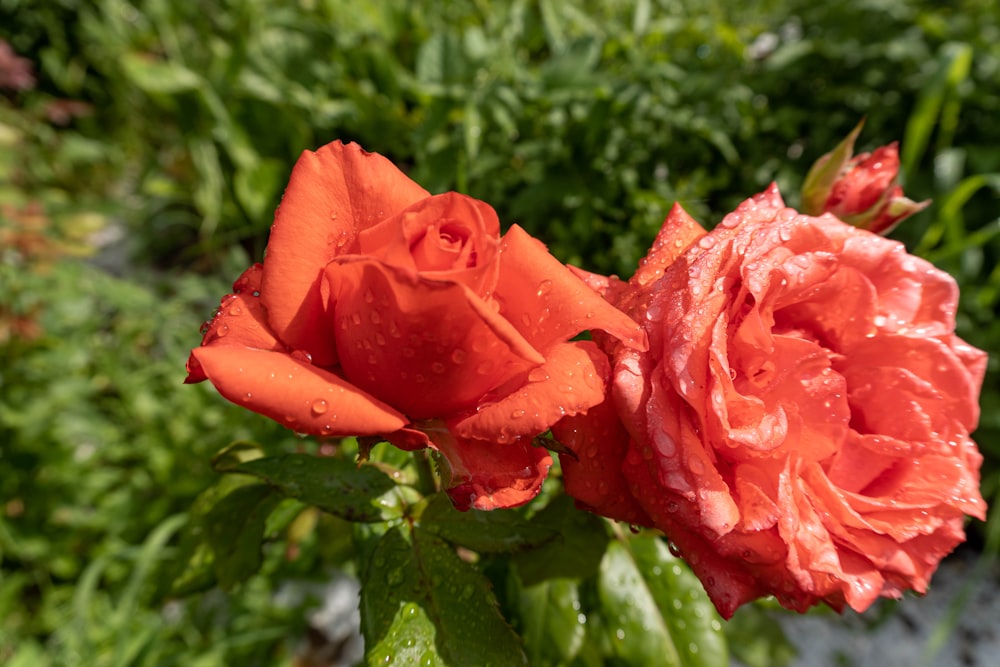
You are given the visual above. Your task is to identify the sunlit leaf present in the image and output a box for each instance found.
[512,495,609,585]
[514,578,586,666]
[361,525,527,666]
[214,453,406,522]
[597,536,728,667]
[204,483,283,590]
[419,493,558,554]
[120,52,203,94]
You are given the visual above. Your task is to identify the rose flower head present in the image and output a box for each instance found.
[801,121,929,234]
[186,141,644,511]
[556,184,986,618]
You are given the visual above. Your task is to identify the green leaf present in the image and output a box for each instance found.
[514,578,586,667]
[597,536,728,667]
[627,536,728,667]
[901,42,973,177]
[419,493,558,554]
[163,473,260,598]
[512,495,609,585]
[120,52,203,94]
[361,525,527,666]
[214,453,406,522]
[204,483,283,590]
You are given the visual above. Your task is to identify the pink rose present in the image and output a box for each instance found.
[558,185,987,617]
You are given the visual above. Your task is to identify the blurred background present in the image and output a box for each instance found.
[1,1,998,665]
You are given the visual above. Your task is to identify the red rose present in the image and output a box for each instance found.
[557,185,986,617]
[187,141,643,510]
[801,122,929,234]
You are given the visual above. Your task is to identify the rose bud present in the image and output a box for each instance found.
[801,122,929,234]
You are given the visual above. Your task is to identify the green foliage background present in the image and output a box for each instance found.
[2,0,998,665]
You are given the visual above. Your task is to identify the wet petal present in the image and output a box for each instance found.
[453,341,609,441]
[429,430,552,511]
[323,257,544,419]
[630,203,706,288]
[191,346,408,436]
[260,141,429,364]
[553,394,652,526]
[185,264,284,383]
[493,224,646,352]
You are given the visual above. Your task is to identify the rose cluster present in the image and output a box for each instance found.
[188,137,987,618]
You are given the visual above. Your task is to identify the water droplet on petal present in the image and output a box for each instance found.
[528,368,549,382]
[217,324,230,337]
[688,455,706,475]
[450,348,466,364]
[311,399,328,415]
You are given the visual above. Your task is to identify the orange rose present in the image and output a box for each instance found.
[187,141,643,510]
[557,185,986,617]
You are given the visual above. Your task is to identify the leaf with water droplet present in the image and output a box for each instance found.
[512,495,609,585]
[361,524,527,666]
[204,482,283,590]
[161,473,260,598]
[213,453,405,522]
[514,577,587,666]
[597,536,728,667]
[419,493,558,554]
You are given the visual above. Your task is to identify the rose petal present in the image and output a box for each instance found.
[357,191,500,296]
[843,334,980,429]
[453,340,609,441]
[624,455,768,619]
[185,264,284,383]
[553,394,652,526]
[323,257,544,418]
[429,430,552,511]
[494,224,646,352]
[630,203,706,288]
[191,346,408,436]
[260,141,429,364]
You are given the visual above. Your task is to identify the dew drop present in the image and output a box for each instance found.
[450,348,466,364]
[431,362,446,374]
[524,370,549,386]
[311,399,329,416]
[217,324,230,337]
